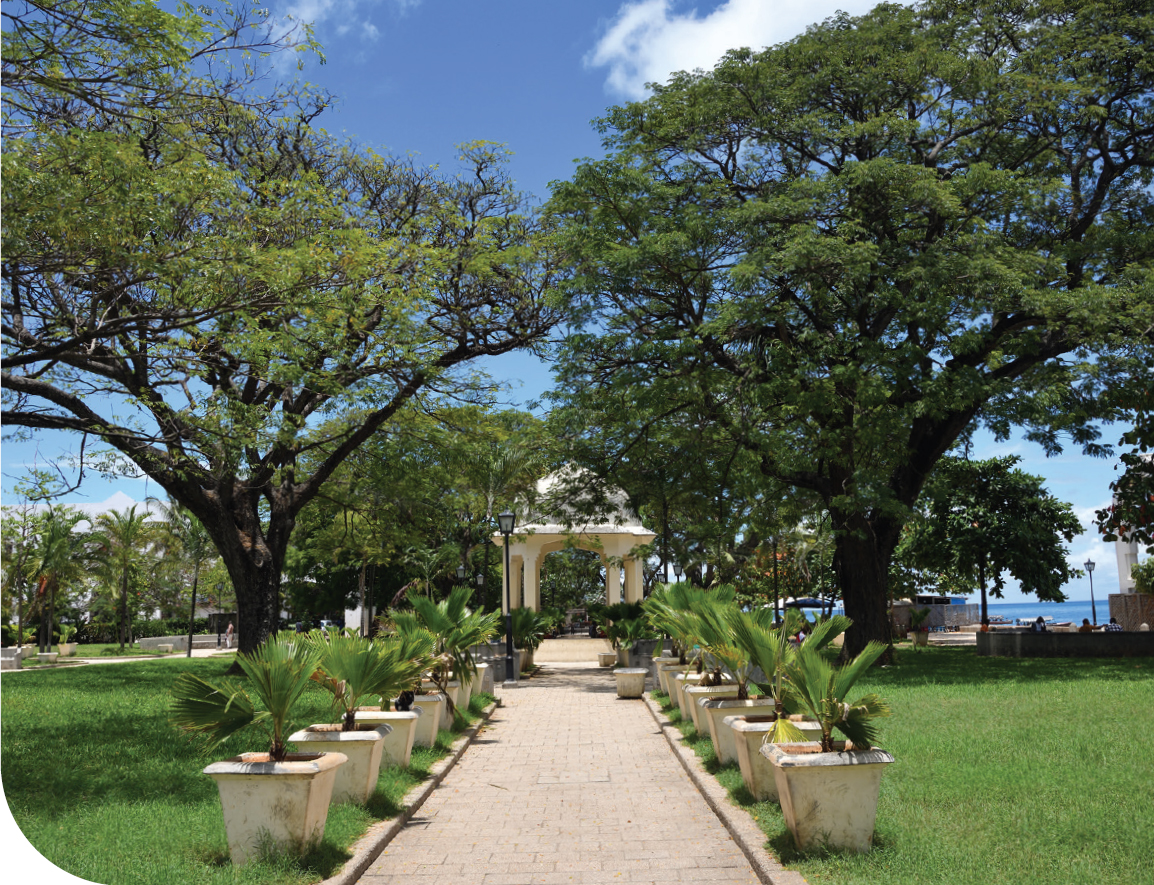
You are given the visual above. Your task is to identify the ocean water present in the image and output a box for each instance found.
[825,599,1104,625]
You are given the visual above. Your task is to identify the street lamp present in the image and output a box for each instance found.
[497,510,516,683]
[457,564,467,582]
[1085,559,1097,625]
[673,562,683,582]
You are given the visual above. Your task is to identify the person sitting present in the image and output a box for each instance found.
[1031,616,1048,633]
[980,618,990,633]
[1104,617,1123,633]
[1078,618,1095,633]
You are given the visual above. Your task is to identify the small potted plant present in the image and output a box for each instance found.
[909,607,931,647]
[169,634,346,866]
[761,632,893,853]
[57,624,78,657]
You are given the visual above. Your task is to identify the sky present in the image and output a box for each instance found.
[1,2,1146,881]
[2,0,1142,602]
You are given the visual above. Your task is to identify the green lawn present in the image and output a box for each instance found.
[659,648,1154,885]
[1,658,490,885]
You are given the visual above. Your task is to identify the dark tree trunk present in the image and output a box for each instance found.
[831,509,900,664]
[118,571,128,651]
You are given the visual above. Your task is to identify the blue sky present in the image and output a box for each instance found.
[2,0,1140,605]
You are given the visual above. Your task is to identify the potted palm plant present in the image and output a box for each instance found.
[288,630,425,803]
[169,634,346,866]
[909,607,931,647]
[56,624,78,657]
[354,627,435,767]
[761,632,893,853]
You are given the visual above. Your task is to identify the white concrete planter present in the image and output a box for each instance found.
[616,647,630,667]
[288,724,391,805]
[651,656,681,685]
[36,652,59,664]
[354,709,421,768]
[475,662,493,695]
[409,693,445,747]
[657,664,689,697]
[521,649,535,671]
[729,717,823,802]
[763,741,895,853]
[422,680,460,710]
[57,643,78,657]
[685,684,741,731]
[457,672,474,710]
[598,651,617,668]
[203,751,347,866]
[672,671,708,719]
[913,631,928,647]
[615,668,648,698]
[702,698,778,764]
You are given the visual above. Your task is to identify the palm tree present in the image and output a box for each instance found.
[32,507,94,653]
[153,499,216,657]
[95,506,156,651]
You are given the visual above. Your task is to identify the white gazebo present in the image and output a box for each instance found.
[493,467,657,613]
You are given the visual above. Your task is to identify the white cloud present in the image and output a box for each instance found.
[587,0,897,99]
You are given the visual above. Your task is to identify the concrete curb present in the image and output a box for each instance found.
[643,692,808,885]
[320,699,498,885]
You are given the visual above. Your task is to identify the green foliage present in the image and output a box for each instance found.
[169,634,321,760]
[510,607,551,653]
[902,456,1083,611]
[306,631,429,730]
[771,626,890,752]
[1131,559,1154,595]
[908,608,932,631]
[392,585,499,719]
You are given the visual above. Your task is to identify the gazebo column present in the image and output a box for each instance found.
[606,564,622,605]
[524,554,540,612]
[503,554,523,615]
[624,557,645,604]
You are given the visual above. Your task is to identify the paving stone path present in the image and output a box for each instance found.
[358,661,761,885]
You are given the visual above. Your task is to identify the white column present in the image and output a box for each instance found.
[625,557,645,604]
[1115,536,1139,594]
[606,564,622,605]
[503,554,523,615]
[524,554,540,612]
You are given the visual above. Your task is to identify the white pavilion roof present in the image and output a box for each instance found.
[506,465,654,538]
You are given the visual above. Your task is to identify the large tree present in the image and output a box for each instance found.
[548,0,1154,659]
[1,1,559,653]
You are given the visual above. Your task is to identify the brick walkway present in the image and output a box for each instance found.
[357,662,761,885]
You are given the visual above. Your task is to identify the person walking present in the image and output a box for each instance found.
[225,621,234,648]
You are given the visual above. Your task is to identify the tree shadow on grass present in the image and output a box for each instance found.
[868,647,1154,689]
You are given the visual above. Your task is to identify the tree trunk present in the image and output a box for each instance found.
[831,509,900,664]
[979,557,988,623]
[119,571,128,651]
[186,561,200,659]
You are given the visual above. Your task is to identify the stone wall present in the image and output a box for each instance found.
[976,630,1154,658]
[1108,593,1154,631]
[893,602,980,630]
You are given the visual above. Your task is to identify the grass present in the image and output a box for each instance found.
[657,647,1154,885]
[1,658,491,885]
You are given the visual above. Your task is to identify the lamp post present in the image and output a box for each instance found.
[476,572,485,608]
[497,510,516,683]
[673,562,683,582]
[1085,559,1097,625]
[457,564,467,583]
[215,583,223,648]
